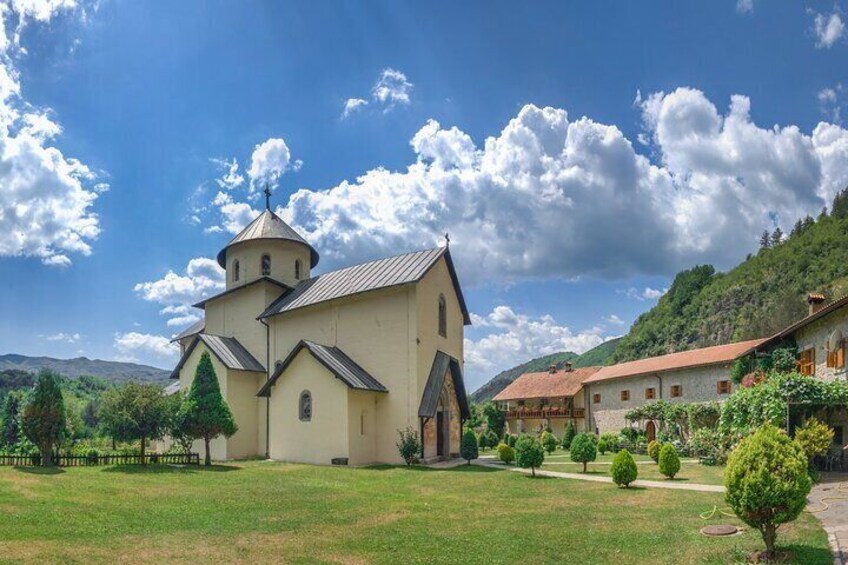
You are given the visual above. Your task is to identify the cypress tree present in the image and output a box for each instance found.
[1,392,21,448]
[181,352,238,466]
[460,428,479,464]
[21,370,66,466]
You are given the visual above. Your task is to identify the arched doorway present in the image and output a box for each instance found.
[645,420,656,442]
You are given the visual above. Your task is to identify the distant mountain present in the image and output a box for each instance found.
[0,354,170,384]
[470,338,621,403]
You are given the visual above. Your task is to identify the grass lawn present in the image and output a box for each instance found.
[0,461,829,564]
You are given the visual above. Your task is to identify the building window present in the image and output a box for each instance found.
[670,384,682,398]
[233,260,240,282]
[593,393,601,404]
[438,294,447,338]
[717,380,732,394]
[295,259,302,280]
[827,344,845,369]
[261,254,271,276]
[800,348,815,376]
[645,387,656,400]
[620,390,630,401]
[299,390,312,422]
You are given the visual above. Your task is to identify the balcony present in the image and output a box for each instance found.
[504,407,585,419]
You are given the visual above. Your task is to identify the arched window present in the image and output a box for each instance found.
[438,294,447,338]
[261,254,271,276]
[299,390,312,422]
[295,259,302,280]
[233,260,240,282]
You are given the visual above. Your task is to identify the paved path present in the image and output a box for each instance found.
[473,458,725,492]
[808,481,848,565]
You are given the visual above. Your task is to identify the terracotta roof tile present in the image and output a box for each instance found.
[493,366,601,401]
[582,339,765,384]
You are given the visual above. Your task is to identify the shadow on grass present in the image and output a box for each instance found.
[362,464,501,473]
[13,466,64,475]
[101,464,241,474]
[779,543,833,564]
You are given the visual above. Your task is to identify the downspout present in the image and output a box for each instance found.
[261,317,270,459]
[657,374,663,398]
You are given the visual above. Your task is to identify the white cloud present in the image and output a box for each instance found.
[0,0,105,267]
[212,190,258,234]
[623,287,668,301]
[605,314,625,326]
[113,332,178,364]
[371,68,413,108]
[211,157,244,189]
[134,257,224,326]
[45,332,81,343]
[813,12,845,48]
[247,138,291,189]
[819,84,845,123]
[342,97,368,118]
[736,0,753,14]
[464,306,606,388]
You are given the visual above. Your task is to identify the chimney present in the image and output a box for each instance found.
[564,361,573,372]
[548,364,557,374]
[807,293,827,315]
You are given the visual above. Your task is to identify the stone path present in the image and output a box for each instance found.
[808,480,848,565]
[473,458,725,492]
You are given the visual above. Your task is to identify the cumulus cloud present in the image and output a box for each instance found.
[813,11,845,48]
[605,314,626,326]
[736,0,753,14]
[113,332,178,364]
[622,287,667,301]
[134,257,224,326]
[464,306,606,388]
[247,137,291,189]
[819,84,845,123]
[342,68,413,117]
[0,1,105,267]
[211,157,244,189]
[342,97,368,118]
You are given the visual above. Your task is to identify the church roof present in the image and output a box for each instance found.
[170,318,205,343]
[170,333,265,379]
[216,208,319,269]
[418,350,471,420]
[256,339,388,396]
[258,246,471,324]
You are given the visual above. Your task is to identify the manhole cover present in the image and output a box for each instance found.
[701,525,738,536]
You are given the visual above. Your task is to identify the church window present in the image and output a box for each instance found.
[299,391,312,422]
[295,259,302,280]
[438,294,447,338]
[261,254,271,276]
[233,260,240,282]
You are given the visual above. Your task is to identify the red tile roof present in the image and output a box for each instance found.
[582,339,766,384]
[492,366,602,401]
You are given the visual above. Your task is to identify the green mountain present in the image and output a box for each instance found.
[0,354,170,384]
[612,198,848,362]
[470,338,621,402]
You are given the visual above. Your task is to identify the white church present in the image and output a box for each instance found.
[170,190,471,465]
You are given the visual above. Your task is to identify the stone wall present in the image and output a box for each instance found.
[794,306,848,383]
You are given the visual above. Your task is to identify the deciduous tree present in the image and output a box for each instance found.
[99,382,169,464]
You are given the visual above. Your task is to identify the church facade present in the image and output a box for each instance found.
[170,197,471,465]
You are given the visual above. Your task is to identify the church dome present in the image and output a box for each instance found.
[216,208,319,269]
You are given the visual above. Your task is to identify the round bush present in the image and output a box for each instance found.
[647,439,661,462]
[725,424,812,558]
[658,444,680,479]
[795,417,834,466]
[597,439,608,455]
[497,442,515,464]
[541,431,558,454]
[569,433,597,473]
[515,435,545,477]
[610,449,638,487]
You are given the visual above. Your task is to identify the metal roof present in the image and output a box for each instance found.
[163,381,181,396]
[258,246,471,324]
[256,340,388,397]
[418,350,471,420]
[216,208,319,269]
[192,277,291,309]
[170,333,265,379]
[170,319,205,343]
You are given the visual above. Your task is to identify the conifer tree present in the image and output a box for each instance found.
[759,230,771,249]
[460,427,479,464]
[770,227,783,247]
[21,370,66,466]
[180,352,238,466]
[1,392,21,448]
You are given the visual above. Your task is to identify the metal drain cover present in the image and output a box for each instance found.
[701,524,738,536]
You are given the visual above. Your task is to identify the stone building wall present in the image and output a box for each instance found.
[794,307,848,383]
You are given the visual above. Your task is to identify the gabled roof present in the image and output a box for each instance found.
[193,277,291,309]
[418,351,471,420]
[163,381,181,396]
[256,340,388,397]
[746,294,848,354]
[258,246,471,324]
[583,339,765,385]
[493,366,601,401]
[217,209,319,269]
[170,319,205,343]
[170,333,265,379]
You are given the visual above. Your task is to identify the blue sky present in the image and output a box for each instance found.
[1,0,847,391]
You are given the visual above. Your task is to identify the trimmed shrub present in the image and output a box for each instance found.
[620,427,639,443]
[541,431,558,454]
[647,439,661,462]
[515,435,545,477]
[396,427,421,465]
[610,449,638,487]
[795,417,834,467]
[658,444,681,479]
[597,439,608,455]
[570,433,597,472]
[599,432,619,452]
[497,442,515,464]
[561,421,576,450]
[460,428,479,464]
[505,433,517,448]
[725,424,812,558]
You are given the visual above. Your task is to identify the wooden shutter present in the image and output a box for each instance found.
[800,349,815,376]
[838,345,845,369]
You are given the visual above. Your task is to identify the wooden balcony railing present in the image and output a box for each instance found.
[504,407,585,419]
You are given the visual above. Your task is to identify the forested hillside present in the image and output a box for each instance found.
[0,354,170,383]
[612,190,848,362]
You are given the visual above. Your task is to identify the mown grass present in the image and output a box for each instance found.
[0,461,830,564]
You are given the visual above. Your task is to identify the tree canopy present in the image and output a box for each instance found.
[21,370,67,466]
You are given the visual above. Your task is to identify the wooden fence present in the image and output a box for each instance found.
[0,452,200,467]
